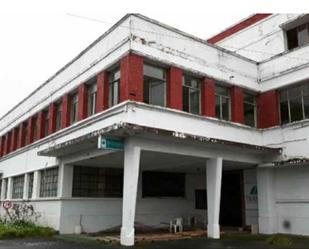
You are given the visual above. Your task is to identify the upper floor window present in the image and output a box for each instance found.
[87,82,97,116]
[244,93,257,127]
[70,94,78,125]
[144,64,166,107]
[215,85,230,121]
[109,68,120,108]
[287,22,309,50]
[183,75,201,115]
[32,116,38,142]
[280,84,309,124]
[55,102,62,131]
[44,110,49,137]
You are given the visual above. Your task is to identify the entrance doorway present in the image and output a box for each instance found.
[220,170,244,227]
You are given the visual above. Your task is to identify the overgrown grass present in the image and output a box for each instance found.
[0,221,55,239]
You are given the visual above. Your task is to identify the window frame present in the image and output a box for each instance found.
[182,74,201,115]
[39,167,59,198]
[70,93,78,125]
[143,64,167,107]
[12,175,25,200]
[215,85,231,121]
[55,102,62,131]
[243,92,257,127]
[108,68,120,108]
[286,21,309,51]
[87,82,97,117]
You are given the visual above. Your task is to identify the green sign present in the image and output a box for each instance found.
[98,136,124,150]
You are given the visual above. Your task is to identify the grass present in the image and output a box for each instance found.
[0,221,55,240]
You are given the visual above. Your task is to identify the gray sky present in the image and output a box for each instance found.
[0,0,307,118]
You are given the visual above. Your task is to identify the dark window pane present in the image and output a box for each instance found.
[195,189,207,210]
[183,87,189,112]
[144,78,165,106]
[142,171,185,197]
[215,96,221,119]
[290,97,303,122]
[221,97,230,121]
[303,95,309,119]
[280,101,289,124]
[190,89,200,114]
[298,24,309,47]
[144,65,165,80]
[215,85,229,96]
[287,28,298,50]
[244,103,255,126]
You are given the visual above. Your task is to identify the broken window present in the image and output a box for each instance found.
[183,75,201,115]
[244,93,257,127]
[215,85,231,121]
[144,64,166,107]
[72,166,123,198]
[287,22,309,50]
[142,171,185,198]
[109,68,120,108]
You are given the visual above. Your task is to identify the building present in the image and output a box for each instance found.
[0,13,309,246]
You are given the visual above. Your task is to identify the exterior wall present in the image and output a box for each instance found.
[258,166,309,236]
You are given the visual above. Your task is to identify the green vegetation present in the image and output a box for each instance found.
[0,221,55,239]
[266,234,292,247]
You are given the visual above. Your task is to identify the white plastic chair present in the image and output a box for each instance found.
[169,218,183,233]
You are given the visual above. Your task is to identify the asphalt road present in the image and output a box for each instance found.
[0,238,277,249]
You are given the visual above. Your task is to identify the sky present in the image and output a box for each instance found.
[0,0,308,118]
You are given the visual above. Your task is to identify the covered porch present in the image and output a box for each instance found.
[39,123,280,246]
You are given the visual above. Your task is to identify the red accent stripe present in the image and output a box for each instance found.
[207,14,272,44]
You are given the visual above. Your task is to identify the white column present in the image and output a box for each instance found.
[58,163,73,198]
[1,179,7,200]
[206,157,223,239]
[7,177,13,200]
[257,167,277,234]
[23,174,29,200]
[120,139,141,246]
[32,171,41,199]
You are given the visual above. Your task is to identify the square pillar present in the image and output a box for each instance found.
[257,90,280,128]
[32,171,41,199]
[96,71,109,112]
[61,95,71,129]
[58,163,73,198]
[78,84,88,121]
[120,139,141,246]
[230,86,244,124]
[120,54,144,103]
[206,157,223,239]
[167,66,183,110]
[7,177,13,200]
[257,167,277,234]
[201,78,216,117]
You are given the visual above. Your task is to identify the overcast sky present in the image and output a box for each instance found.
[0,0,308,118]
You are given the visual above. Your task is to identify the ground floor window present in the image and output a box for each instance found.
[195,189,207,210]
[72,166,123,198]
[12,175,25,199]
[28,173,34,199]
[142,171,185,198]
[40,167,58,198]
[2,179,7,199]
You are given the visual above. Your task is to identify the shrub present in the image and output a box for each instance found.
[266,235,293,247]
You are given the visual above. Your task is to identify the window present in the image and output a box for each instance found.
[72,166,123,197]
[2,179,7,199]
[195,189,207,210]
[32,116,38,142]
[109,68,120,108]
[280,83,309,124]
[244,93,257,127]
[144,64,166,107]
[40,167,58,198]
[142,171,185,198]
[183,75,201,114]
[28,173,34,199]
[215,85,231,121]
[87,82,97,116]
[287,22,309,50]
[55,102,62,131]
[12,175,24,199]
[70,94,78,125]
[44,110,49,137]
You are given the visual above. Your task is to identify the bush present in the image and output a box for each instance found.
[266,235,293,247]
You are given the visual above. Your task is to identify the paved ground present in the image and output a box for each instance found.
[0,238,282,249]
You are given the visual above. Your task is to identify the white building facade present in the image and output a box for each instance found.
[0,13,309,245]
